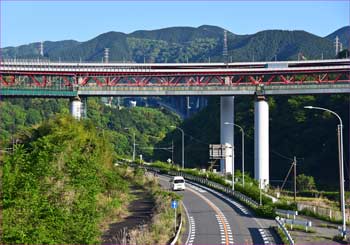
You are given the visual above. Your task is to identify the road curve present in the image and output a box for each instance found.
[158,175,279,245]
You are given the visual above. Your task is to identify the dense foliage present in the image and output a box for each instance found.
[0,99,69,149]
[0,98,180,160]
[297,174,316,192]
[2,115,130,244]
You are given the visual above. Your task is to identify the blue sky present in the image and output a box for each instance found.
[1,0,349,47]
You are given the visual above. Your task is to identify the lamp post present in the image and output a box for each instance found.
[304,106,346,238]
[171,126,185,169]
[224,122,245,187]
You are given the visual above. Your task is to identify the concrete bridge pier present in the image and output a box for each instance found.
[70,96,82,120]
[220,96,234,174]
[254,96,269,189]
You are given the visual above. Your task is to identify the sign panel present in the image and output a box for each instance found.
[209,144,232,159]
[171,200,178,209]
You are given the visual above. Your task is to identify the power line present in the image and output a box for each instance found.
[270,149,294,161]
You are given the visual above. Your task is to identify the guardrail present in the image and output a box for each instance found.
[279,217,312,232]
[170,170,260,208]
[276,209,298,219]
[275,216,295,245]
[169,213,182,245]
[141,165,259,208]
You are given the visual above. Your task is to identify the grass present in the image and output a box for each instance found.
[319,223,338,229]
[273,226,291,245]
[285,224,315,233]
[281,195,339,208]
[299,208,346,225]
[108,167,183,245]
[332,234,348,244]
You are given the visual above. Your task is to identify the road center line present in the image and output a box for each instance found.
[187,186,231,245]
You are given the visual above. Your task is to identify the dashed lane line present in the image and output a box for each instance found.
[182,201,193,245]
[258,228,273,244]
[187,216,196,245]
[188,180,275,244]
[159,175,273,244]
[187,186,234,245]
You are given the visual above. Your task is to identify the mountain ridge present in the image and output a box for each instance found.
[2,25,348,62]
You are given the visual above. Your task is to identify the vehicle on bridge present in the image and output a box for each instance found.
[170,176,186,191]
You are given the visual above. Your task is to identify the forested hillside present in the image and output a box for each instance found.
[3,25,347,62]
[0,98,180,160]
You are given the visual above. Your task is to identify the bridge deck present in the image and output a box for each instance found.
[1,59,350,97]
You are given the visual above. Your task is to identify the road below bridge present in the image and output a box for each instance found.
[158,175,280,245]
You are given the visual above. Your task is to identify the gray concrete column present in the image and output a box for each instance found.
[220,96,234,174]
[254,96,269,189]
[70,96,82,120]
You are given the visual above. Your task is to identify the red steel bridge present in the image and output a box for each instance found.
[1,58,350,97]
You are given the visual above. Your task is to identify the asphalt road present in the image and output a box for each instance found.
[158,175,280,245]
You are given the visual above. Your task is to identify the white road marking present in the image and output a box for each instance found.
[183,201,193,245]
[186,216,196,245]
[189,181,250,215]
[258,228,273,244]
[215,214,234,245]
[187,183,207,193]
[188,180,277,245]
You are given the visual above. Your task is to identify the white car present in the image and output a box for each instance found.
[170,176,186,191]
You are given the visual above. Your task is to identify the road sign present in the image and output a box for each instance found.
[209,144,232,159]
[171,200,178,209]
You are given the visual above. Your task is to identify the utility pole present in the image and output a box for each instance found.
[259,179,262,206]
[133,132,136,162]
[172,140,174,164]
[294,156,297,202]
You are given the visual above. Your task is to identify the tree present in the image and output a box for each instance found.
[337,49,349,59]
[297,174,316,192]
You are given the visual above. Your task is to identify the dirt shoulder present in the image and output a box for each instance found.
[101,185,155,244]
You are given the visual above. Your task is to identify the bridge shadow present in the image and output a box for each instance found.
[248,227,264,244]
[188,181,252,217]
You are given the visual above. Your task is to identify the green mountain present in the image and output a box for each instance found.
[2,25,344,62]
[326,25,350,49]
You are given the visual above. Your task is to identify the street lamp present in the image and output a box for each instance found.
[171,126,185,169]
[304,106,346,238]
[224,122,245,188]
